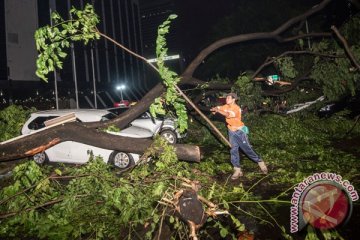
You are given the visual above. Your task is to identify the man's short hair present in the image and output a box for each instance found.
[226,93,238,100]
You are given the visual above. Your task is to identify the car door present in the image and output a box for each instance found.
[45,141,73,163]
[69,142,112,164]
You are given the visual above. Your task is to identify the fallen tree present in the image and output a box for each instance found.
[2,0,354,163]
[1,1,359,239]
[80,0,334,130]
[0,122,200,163]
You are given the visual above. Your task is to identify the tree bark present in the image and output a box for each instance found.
[0,122,200,163]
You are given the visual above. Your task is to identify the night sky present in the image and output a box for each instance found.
[173,0,256,44]
[175,0,239,51]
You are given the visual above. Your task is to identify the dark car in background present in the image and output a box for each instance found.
[318,93,360,118]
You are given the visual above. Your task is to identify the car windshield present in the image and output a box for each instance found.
[101,112,117,121]
[28,116,59,130]
[107,107,129,116]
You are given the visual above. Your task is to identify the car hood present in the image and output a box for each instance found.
[107,126,153,138]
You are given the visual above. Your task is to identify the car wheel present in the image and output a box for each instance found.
[160,130,177,144]
[33,152,49,165]
[109,151,135,169]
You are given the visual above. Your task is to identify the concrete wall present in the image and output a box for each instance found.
[5,0,38,81]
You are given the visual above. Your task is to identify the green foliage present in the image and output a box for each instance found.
[281,88,321,107]
[150,14,188,133]
[0,135,250,239]
[245,113,360,185]
[143,136,179,171]
[12,5,359,239]
[311,43,359,100]
[310,14,360,100]
[232,73,264,109]
[342,13,360,45]
[186,112,359,239]
[275,56,298,79]
[35,4,100,81]
[0,105,34,141]
[0,156,165,239]
[2,108,359,239]
[209,74,232,84]
[104,124,120,133]
[187,110,359,188]
[0,123,269,240]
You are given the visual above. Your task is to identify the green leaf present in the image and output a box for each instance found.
[54,169,62,176]
[222,200,229,210]
[169,14,177,20]
[58,51,67,58]
[220,228,228,238]
[34,4,99,82]
[153,183,165,196]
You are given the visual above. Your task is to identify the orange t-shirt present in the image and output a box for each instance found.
[218,104,244,131]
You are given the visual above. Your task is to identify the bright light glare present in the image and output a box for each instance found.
[116,85,126,90]
[147,54,180,63]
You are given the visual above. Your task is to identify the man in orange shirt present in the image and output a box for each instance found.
[211,93,268,180]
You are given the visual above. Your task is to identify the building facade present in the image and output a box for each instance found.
[1,0,145,108]
[0,0,7,86]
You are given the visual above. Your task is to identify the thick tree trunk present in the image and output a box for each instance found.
[0,122,200,163]
[85,83,166,129]
[0,0,333,163]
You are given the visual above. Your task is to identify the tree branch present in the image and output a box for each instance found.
[331,25,360,71]
[252,50,345,79]
[182,0,332,78]
[0,194,90,219]
[0,198,63,219]
[0,123,201,163]
[0,182,39,206]
[280,32,331,42]
[181,76,232,90]
[96,31,160,73]
[174,85,231,147]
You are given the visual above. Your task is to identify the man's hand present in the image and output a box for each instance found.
[210,107,219,114]
[210,107,231,118]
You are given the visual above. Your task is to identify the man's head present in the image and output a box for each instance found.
[226,93,238,105]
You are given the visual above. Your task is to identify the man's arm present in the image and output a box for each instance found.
[210,106,232,118]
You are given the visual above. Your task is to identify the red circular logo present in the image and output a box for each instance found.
[301,183,350,229]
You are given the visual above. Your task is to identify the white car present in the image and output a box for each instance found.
[108,107,186,144]
[22,109,151,169]
[32,130,151,169]
[21,109,117,135]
